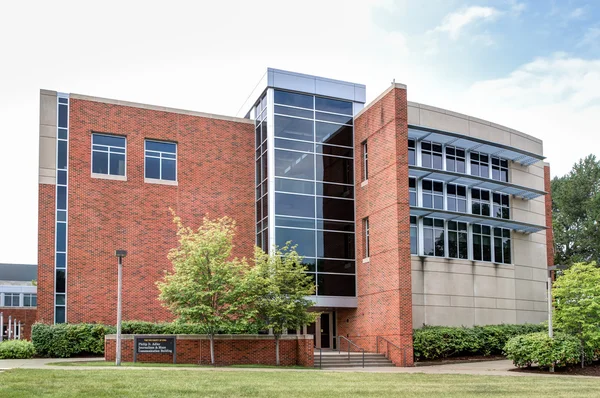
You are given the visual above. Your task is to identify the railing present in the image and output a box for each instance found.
[376,336,409,367]
[337,336,365,368]
[318,347,322,369]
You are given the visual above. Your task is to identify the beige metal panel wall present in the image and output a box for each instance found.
[39,90,57,185]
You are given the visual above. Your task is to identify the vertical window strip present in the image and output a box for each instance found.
[55,94,69,323]
[362,141,368,181]
[364,218,370,258]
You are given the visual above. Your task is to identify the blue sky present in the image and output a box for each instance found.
[0,0,598,263]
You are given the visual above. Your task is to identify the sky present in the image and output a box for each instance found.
[0,0,599,264]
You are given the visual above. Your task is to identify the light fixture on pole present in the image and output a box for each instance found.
[547,264,567,373]
[115,249,127,366]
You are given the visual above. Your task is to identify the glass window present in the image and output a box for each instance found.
[316,155,353,185]
[275,105,313,119]
[274,115,314,142]
[422,179,444,209]
[315,97,353,115]
[408,139,416,166]
[316,144,352,158]
[316,197,354,221]
[315,112,352,125]
[447,184,467,213]
[446,146,466,173]
[317,274,355,297]
[364,218,370,258]
[410,216,418,255]
[494,228,512,264]
[470,152,490,178]
[315,123,352,147]
[409,178,417,206]
[275,193,315,218]
[275,178,314,195]
[3,293,20,307]
[316,183,353,199]
[274,150,315,180]
[92,134,126,176]
[145,140,177,181]
[274,90,313,109]
[362,141,368,181]
[472,224,492,262]
[493,193,510,219]
[317,259,355,274]
[23,294,37,307]
[317,230,355,259]
[317,220,354,232]
[492,157,509,182]
[448,221,468,259]
[471,189,491,216]
[275,138,313,153]
[55,306,66,324]
[421,141,443,170]
[57,140,68,170]
[275,228,315,257]
[423,217,445,257]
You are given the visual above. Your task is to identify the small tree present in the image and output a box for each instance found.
[553,262,600,366]
[157,214,255,365]
[249,244,318,365]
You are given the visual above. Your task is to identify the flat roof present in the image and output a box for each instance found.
[0,263,37,282]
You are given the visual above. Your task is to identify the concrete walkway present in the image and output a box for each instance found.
[0,357,577,377]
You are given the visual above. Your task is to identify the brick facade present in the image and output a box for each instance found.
[337,85,414,366]
[105,335,314,367]
[0,308,37,340]
[37,98,255,325]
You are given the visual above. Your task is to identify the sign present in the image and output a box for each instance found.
[135,337,175,354]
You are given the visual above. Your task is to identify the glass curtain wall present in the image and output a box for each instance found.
[255,89,356,297]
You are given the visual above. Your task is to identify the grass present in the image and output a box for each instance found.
[1,369,600,397]
[46,361,313,369]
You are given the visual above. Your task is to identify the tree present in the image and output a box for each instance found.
[156,214,255,365]
[249,244,318,365]
[553,262,600,366]
[552,155,600,266]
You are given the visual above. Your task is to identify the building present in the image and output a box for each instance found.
[0,263,38,340]
[37,69,551,365]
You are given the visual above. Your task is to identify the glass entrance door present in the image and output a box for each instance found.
[320,313,330,348]
[307,312,335,349]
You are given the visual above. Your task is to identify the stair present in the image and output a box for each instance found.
[314,350,395,368]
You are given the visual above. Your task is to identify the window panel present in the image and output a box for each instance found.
[409,178,417,206]
[317,274,355,297]
[275,178,315,195]
[422,179,444,210]
[56,222,66,252]
[446,146,466,173]
[315,112,352,125]
[316,144,353,158]
[423,217,445,257]
[274,90,314,109]
[56,269,66,293]
[447,183,467,213]
[471,151,490,178]
[58,104,68,128]
[448,221,468,259]
[317,231,355,259]
[274,105,313,119]
[145,157,160,179]
[421,141,443,170]
[145,141,177,181]
[275,228,315,257]
[275,138,313,152]
[493,193,510,219]
[275,150,315,180]
[57,140,68,170]
[408,139,416,166]
[276,216,315,229]
[274,115,314,142]
[55,306,66,324]
[316,197,354,221]
[316,155,353,184]
[315,97,353,115]
[472,188,491,216]
[317,259,355,274]
[275,193,315,218]
[410,216,417,255]
[315,123,352,147]
[316,183,353,199]
[317,220,354,232]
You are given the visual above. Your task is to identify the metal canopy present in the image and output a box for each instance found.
[410,206,546,234]
[409,166,546,200]
[408,126,544,166]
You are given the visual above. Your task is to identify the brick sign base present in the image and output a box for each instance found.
[105,334,314,367]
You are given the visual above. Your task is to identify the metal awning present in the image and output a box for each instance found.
[409,166,546,200]
[410,206,546,234]
[408,126,544,166]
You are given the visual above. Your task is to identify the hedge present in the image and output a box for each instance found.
[413,324,546,361]
[504,332,580,368]
[31,321,260,358]
[0,340,36,359]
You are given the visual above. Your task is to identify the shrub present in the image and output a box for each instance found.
[0,340,36,359]
[413,324,545,360]
[504,332,580,368]
[32,323,115,358]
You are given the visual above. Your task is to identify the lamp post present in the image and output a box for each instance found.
[115,249,127,366]
[547,264,567,373]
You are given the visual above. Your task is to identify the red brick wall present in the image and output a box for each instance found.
[337,85,413,366]
[37,184,55,323]
[37,99,255,325]
[544,164,554,269]
[0,308,37,340]
[105,335,314,367]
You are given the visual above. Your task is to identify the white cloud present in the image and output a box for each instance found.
[432,6,501,40]
[568,7,585,19]
[509,1,526,16]
[578,27,600,48]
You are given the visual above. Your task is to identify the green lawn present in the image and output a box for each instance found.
[1,369,599,397]
[46,361,313,369]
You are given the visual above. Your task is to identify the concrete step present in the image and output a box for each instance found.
[314,352,395,368]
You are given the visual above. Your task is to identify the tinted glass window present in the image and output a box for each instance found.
[316,155,353,184]
[315,97,353,115]
[317,231,355,259]
[275,193,315,218]
[274,90,314,109]
[275,178,315,195]
[317,197,354,221]
[275,150,315,180]
[275,228,315,257]
[317,274,355,296]
[274,116,314,142]
[315,123,352,146]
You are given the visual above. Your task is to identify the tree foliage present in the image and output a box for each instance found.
[156,214,255,364]
[249,245,318,365]
[552,155,600,266]
[553,262,600,363]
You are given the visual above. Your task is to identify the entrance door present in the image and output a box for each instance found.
[320,313,330,348]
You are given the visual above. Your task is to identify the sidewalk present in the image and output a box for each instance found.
[0,357,569,377]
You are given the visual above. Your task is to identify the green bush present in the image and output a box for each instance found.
[32,323,115,358]
[504,332,580,368]
[0,340,36,359]
[31,321,260,358]
[413,324,546,360]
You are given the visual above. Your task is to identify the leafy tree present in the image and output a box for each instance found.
[552,155,600,266]
[553,262,600,366]
[156,214,255,365]
[249,244,318,365]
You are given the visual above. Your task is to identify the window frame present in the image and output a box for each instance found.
[492,157,509,182]
[421,140,443,170]
[91,133,127,180]
[423,217,445,257]
[362,141,368,181]
[144,139,178,184]
[363,217,370,259]
[422,179,444,210]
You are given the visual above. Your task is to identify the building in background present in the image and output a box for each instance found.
[37,68,551,365]
[0,263,37,340]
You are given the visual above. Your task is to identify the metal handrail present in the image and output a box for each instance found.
[337,336,365,368]
[376,336,408,367]
[318,347,322,369]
